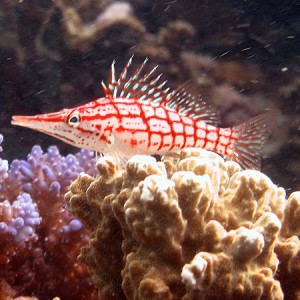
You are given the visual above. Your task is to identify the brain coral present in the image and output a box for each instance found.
[65,149,300,300]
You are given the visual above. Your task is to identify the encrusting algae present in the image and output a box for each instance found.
[65,148,300,300]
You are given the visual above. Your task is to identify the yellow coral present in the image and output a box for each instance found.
[65,148,300,300]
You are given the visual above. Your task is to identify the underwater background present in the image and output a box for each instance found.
[0,0,299,299]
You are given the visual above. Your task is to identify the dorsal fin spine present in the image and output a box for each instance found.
[110,60,116,83]
[119,55,133,82]
[103,57,220,125]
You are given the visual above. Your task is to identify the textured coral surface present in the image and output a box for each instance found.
[0,135,98,300]
[0,0,299,298]
[66,149,300,300]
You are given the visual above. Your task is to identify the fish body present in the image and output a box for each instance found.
[12,57,271,169]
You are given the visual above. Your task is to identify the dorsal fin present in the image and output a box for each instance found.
[101,56,220,125]
[163,81,220,125]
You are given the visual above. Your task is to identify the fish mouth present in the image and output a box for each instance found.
[12,114,81,151]
[12,114,69,141]
[11,115,35,128]
[11,115,52,133]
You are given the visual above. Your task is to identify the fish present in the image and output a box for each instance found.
[11,56,271,170]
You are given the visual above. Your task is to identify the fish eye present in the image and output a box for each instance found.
[67,110,81,127]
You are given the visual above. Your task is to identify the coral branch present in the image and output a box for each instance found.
[0,134,98,299]
[65,148,300,299]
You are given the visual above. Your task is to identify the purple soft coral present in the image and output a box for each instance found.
[0,193,41,243]
[0,135,98,300]
[10,145,96,197]
[0,134,8,178]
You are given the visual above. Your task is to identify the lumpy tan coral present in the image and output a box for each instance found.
[65,149,300,300]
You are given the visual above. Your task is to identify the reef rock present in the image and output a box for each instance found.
[65,149,300,300]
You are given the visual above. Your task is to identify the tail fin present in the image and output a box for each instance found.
[229,113,272,170]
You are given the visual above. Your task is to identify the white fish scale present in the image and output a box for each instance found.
[71,97,222,155]
[111,100,196,153]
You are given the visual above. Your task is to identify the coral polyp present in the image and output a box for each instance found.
[66,148,300,300]
[0,134,98,300]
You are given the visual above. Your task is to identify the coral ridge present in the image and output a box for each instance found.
[65,148,300,300]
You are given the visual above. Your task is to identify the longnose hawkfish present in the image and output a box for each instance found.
[12,57,271,170]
